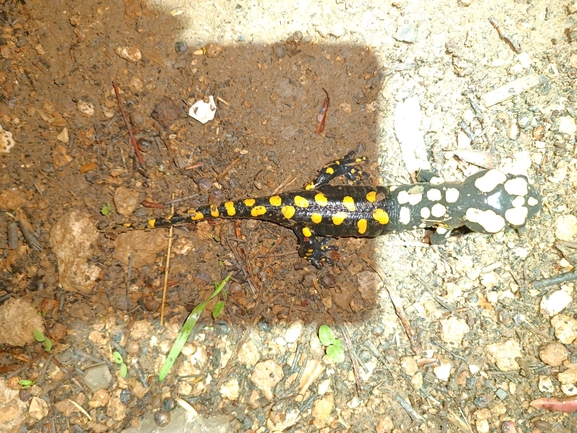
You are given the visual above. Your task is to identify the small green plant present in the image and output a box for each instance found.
[33,329,52,352]
[19,379,35,389]
[113,351,128,378]
[158,272,232,382]
[318,325,344,363]
[101,203,113,217]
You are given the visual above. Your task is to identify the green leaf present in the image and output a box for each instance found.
[326,344,345,363]
[120,363,128,378]
[158,272,233,382]
[318,325,336,346]
[212,301,225,319]
[19,379,35,389]
[113,351,124,365]
[101,203,113,217]
[33,329,46,342]
[43,338,52,352]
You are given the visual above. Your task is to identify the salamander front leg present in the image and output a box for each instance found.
[305,150,368,190]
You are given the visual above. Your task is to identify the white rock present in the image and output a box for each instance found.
[440,316,470,345]
[518,52,532,68]
[219,377,239,400]
[400,356,418,376]
[238,339,260,366]
[555,215,577,241]
[485,340,522,371]
[538,375,555,393]
[115,46,142,62]
[284,320,304,343]
[77,100,94,117]
[188,96,216,124]
[433,362,452,381]
[540,289,573,316]
[250,360,284,400]
[551,314,577,344]
[561,383,577,396]
[558,116,577,135]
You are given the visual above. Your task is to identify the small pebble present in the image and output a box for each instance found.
[540,288,572,316]
[284,320,304,343]
[485,340,522,371]
[555,215,577,241]
[175,41,187,53]
[539,342,569,367]
[558,116,576,135]
[116,46,142,62]
[551,314,577,344]
[538,375,555,393]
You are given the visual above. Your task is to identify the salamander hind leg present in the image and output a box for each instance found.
[295,226,338,268]
[305,150,368,190]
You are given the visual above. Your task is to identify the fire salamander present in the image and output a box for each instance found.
[142,151,541,268]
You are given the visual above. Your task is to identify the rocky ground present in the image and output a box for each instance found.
[1,0,577,432]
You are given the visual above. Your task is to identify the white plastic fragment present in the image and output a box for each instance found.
[0,124,15,154]
[188,96,216,124]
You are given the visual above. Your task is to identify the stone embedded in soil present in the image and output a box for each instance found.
[0,298,44,346]
[558,116,577,135]
[554,215,577,241]
[29,396,49,421]
[558,364,577,386]
[0,189,29,210]
[52,144,73,170]
[219,377,240,401]
[284,320,304,343]
[485,340,522,371]
[297,359,324,396]
[113,186,141,216]
[113,230,167,268]
[540,288,572,316]
[250,359,284,400]
[88,389,111,408]
[0,378,27,429]
[0,123,15,153]
[115,46,142,62]
[433,362,452,381]
[50,211,102,293]
[440,316,470,345]
[551,314,577,344]
[538,375,555,393]
[539,342,569,367]
[400,356,418,376]
[312,393,334,427]
[84,364,113,392]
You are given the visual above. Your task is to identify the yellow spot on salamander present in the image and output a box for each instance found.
[294,195,309,208]
[366,191,377,203]
[224,201,236,217]
[357,219,367,235]
[281,205,296,219]
[251,206,267,217]
[210,204,219,217]
[148,219,156,228]
[302,227,313,238]
[332,211,347,225]
[325,166,335,175]
[314,192,328,206]
[343,196,356,211]
[305,181,315,190]
[244,198,256,207]
[269,195,282,206]
[373,208,389,225]
[311,213,322,224]
[190,212,204,221]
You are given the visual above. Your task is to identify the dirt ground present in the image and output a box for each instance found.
[1,0,577,432]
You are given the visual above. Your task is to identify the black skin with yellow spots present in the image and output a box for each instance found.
[144,151,541,268]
